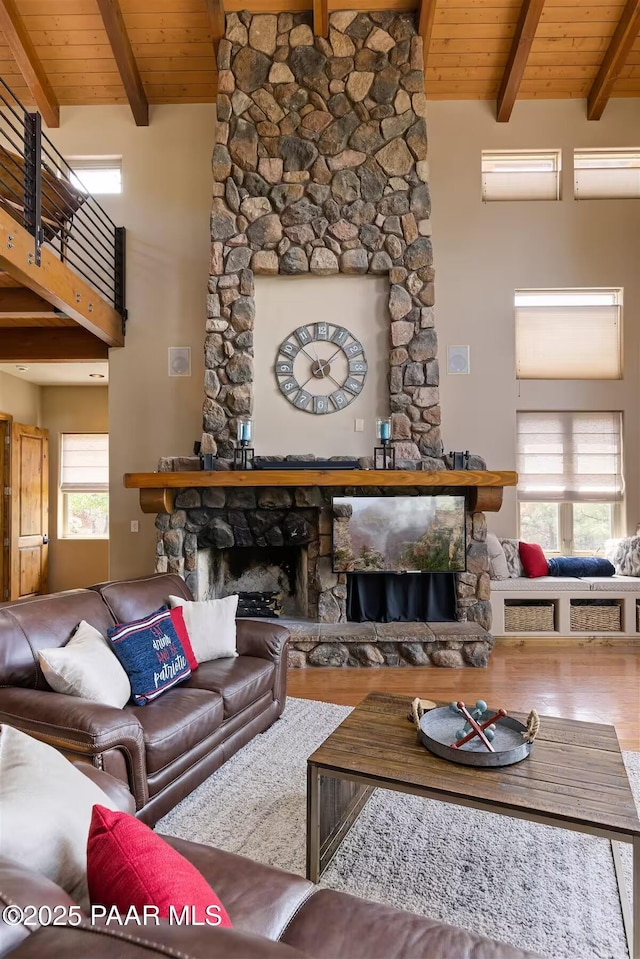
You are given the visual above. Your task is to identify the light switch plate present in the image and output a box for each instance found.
[354,418,365,432]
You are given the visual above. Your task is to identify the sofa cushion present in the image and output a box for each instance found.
[0,590,116,690]
[38,620,131,708]
[88,806,232,927]
[108,608,191,706]
[127,688,224,774]
[92,573,193,625]
[490,576,585,591]
[0,724,117,910]
[184,657,275,719]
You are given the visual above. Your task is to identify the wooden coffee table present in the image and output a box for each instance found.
[306,692,640,957]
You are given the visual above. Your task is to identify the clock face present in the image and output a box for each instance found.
[275,323,368,414]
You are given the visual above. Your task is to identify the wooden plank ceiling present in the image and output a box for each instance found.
[0,0,638,117]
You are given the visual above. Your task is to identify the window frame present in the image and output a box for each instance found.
[518,501,621,556]
[574,148,640,200]
[481,149,562,202]
[516,410,624,556]
[514,287,623,380]
[59,432,110,541]
[65,156,123,196]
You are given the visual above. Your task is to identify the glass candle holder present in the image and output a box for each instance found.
[236,417,252,445]
[376,417,391,443]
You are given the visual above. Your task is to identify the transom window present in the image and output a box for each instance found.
[517,411,623,554]
[481,150,561,201]
[60,433,109,539]
[574,149,640,200]
[515,288,622,380]
[66,156,122,195]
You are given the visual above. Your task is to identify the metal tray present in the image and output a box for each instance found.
[419,706,533,767]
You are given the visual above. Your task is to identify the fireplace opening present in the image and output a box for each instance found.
[199,545,308,618]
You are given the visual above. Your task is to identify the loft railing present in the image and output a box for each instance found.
[0,79,126,324]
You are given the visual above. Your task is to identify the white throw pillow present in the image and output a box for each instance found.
[168,594,239,663]
[0,724,117,909]
[39,620,131,709]
[486,533,510,581]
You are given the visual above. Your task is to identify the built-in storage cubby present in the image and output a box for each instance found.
[569,600,622,632]
[491,578,640,637]
[504,600,555,633]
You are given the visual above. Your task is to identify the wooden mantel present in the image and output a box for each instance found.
[124,469,518,515]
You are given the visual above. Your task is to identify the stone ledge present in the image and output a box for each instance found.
[271,617,493,667]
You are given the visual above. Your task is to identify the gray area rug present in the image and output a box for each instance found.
[158,697,638,959]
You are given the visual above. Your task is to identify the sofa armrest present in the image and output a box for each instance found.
[235,620,289,717]
[236,620,289,662]
[8,922,312,958]
[0,687,147,809]
[72,760,137,814]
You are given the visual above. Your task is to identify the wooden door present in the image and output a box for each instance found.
[11,423,49,600]
[0,416,10,602]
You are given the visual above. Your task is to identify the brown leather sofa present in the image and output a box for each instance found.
[0,765,540,959]
[0,573,289,824]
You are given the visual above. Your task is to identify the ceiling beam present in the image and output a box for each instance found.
[0,327,109,362]
[205,0,226,55]
[496,0,546,122]
[313,0,328,38]
[0,0,59,128]
[587,0,640,120]
[95,0,149,126]
[417,0,438,70]
[0,289,64,318]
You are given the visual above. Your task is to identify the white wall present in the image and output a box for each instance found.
[40,386,109,592]
[427,98,640,536]
[0,370,41,425]
[49,104,216,579]
[254,275,388,457]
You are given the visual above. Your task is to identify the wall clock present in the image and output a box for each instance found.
[275,322,368,414]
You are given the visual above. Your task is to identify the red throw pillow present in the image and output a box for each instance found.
[519,541,549,578]
[87,805,231,927]
[169,606,198,672]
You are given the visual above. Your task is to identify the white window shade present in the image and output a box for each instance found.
[517,411,623,504]
[515,304,622,379]
[61,434,109,491]
[482,151,560,201]
[574,149,640,199]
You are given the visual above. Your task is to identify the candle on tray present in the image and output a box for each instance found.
[376,417,391,442]
[237,418,252,444]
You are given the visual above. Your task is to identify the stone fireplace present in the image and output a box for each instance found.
[140,9,515,668]
[202,9,441,465]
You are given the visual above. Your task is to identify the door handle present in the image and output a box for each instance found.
[43,535,49,545]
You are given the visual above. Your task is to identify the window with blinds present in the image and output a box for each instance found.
[60,434,109,538]
[516,411,623,504]
[574,148,640,200]
[481,150,561,201]
[515,288,622,380]
[67,156,122,195]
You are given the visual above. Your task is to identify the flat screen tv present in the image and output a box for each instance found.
[332,495,466,574]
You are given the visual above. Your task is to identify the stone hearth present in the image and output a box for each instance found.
[283,620,492,668]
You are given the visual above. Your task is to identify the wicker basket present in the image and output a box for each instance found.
[570,603,621,632]
[504,603,555,632]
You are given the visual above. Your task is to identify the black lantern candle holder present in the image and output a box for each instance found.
[374,417,395,470]
[234,417,254,470]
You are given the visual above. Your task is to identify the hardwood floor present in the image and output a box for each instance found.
[287,640,640,751]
